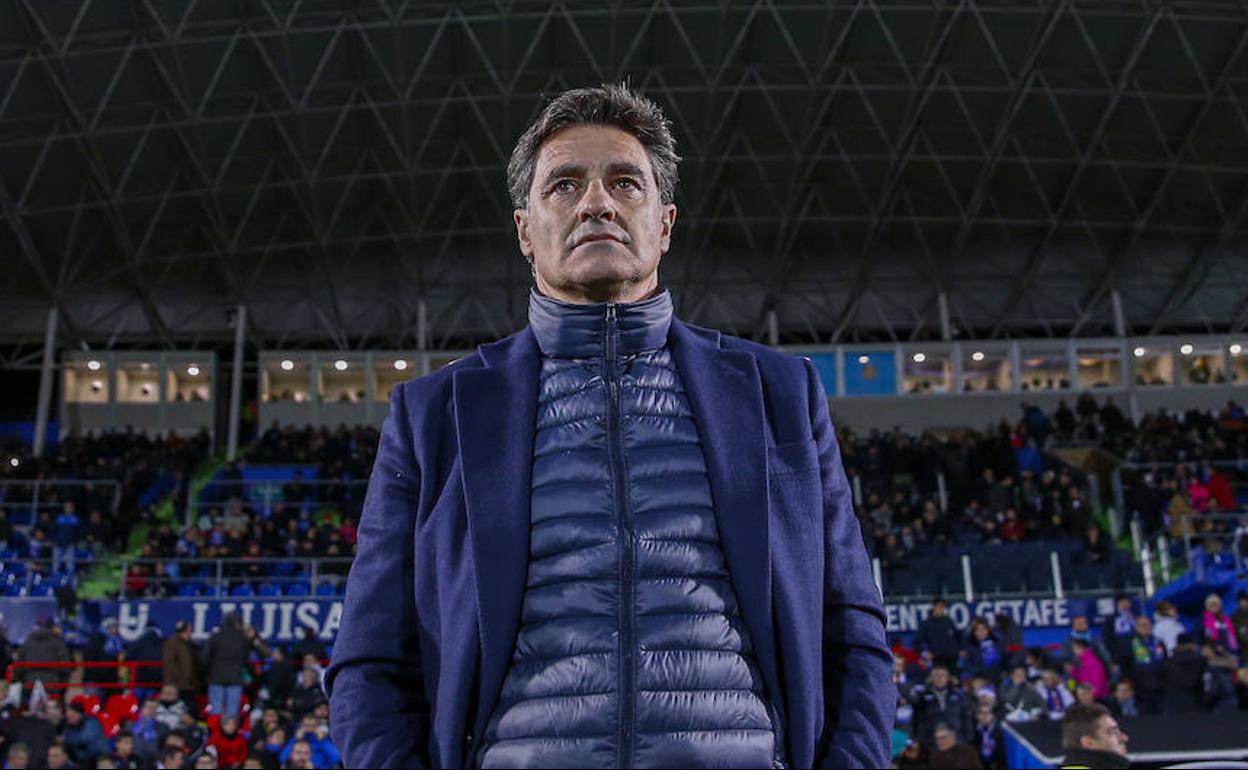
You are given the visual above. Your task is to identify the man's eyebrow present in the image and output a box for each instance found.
[541,163,586,184]
[607,162,647,178]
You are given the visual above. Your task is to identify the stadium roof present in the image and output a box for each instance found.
[1,0,1247,355]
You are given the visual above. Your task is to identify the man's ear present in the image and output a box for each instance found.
[514,209,533,258]
[658,203,677,254]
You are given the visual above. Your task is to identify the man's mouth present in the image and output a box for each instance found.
[575,233,623,247]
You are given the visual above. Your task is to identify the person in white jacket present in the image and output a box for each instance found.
[1152,600,1187,655]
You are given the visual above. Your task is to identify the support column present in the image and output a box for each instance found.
[1111,289,1127,338]
[765,308,779,347]
[938,292,952,342]
[226,304,247,461]
[33,307,58,458]
[417,299,430,376]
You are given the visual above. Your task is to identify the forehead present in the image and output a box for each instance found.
[533,124,652,178]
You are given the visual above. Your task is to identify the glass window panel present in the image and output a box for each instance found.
[844,351,896,396]
[961,348,1012,392]
[64,360,109,403]
[1230,342,1248,385]
[1020,348,1069,392]
[263,357,313,403]
[1178,344,1228,385]
[375,356,416,402]
[318,357,366,403]
[169,360,212,402]
[903,350,953,394]
[1131,346,1173,386]
[116,359,160,403]
[1076,346,1123,389]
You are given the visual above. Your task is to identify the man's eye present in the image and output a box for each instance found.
[553,180,576,193]
[617,178,640,190]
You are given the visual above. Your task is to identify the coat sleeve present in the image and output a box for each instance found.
[804,359,896,768]
[325,382,431,768]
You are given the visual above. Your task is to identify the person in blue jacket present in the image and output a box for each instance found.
[279,716,342,769]
[326,83,894,768]
[61,702,110,766]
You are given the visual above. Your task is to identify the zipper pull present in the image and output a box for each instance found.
[606,303,617,323]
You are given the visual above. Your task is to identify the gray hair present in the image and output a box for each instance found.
[506,83,680,209]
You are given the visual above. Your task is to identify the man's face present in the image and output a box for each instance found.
[1076,686,1096,706]
[142,700,159,718]
[161,685,179,702]
[290,742,313,767]
[1011,667,1027,685]
[1072,616,1089,633]
[930,668,949,689]
[65,709,81,726]
[932,602,947,618]
[1135,616,1152,637]
[47,747,67,770]
[514,124,676,304]
[1115,682,1134,702]
[1084,715,1129,757]
[8,749,27,769]
[117,737,134,757]
[934,729,956,752]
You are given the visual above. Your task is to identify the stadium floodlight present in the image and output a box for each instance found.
[1231,344,1243,356]
[1133,347,1147,358]
[858,355,870,365]
[187,365,201,376]
[971,351,985,362]
[1180,344,1194,356]
[334,359,349,371]
[86,360,101,371]
[912,353,926,363]
[394,360,409,371]
[8,457,18,468]
[280,359,295,371]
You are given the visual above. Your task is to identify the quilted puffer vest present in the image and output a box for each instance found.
[473,288,783,769]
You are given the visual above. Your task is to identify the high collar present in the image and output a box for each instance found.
[527,286,673,358]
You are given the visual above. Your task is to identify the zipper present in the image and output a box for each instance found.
[604,303,636,768]
[464,732,474,768]
[764,698,788,769]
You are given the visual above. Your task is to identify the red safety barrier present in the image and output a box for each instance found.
[3,660,164,694]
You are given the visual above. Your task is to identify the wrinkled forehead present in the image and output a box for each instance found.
[533,125,654,183]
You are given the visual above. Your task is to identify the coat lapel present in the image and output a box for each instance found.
[668,320,782,711]
[453,328,540,736]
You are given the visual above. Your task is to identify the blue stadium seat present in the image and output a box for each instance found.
[31,584,55,597]
[258,583,281,597]
[314,581,336,597]
[230,583,256,597]
[177,584,200,598]
[286,581,310,597]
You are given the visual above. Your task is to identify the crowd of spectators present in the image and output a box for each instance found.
[0,612,340,769]
[890,592,1248,768]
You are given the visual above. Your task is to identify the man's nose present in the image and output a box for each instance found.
[578,179,615,221]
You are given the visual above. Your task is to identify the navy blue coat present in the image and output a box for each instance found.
[325,319,894,768]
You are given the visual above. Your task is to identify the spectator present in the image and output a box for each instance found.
[83,618,124,697]
[1068,639,1110,700]
[1102,595,1137,670]
[46,745,73,770]
[207,716,248,769]
[1060,615,1111,669]
[62,702,110,766]
[914,666,973,745]
[1164,633,1207,713]
[916,599,961,669]
[260,648,297,711]
[1200,594,1240,656]
[278,716,340,770]
[1036,669,1075,721]
[961,618,1004,682]
[52,501,81,575]
[1102,680,1140,719]
[156,685,190,732]
[15,618,71,693]
[1058,703,1129,770]
[288,667,326,720]
[1126,615,1166,713]
[926,723,982,769]
[1233,590,1248,659]
[112,734,140,770]
[200,614,250,721]
[998,665,1044,723]
[289,628,325,664]
[1152,601,1186,655]
[172,710,208,755]
[7,702,59,767]
[130,699,169,765]
[4,742,30,769]
[163,622,202,706]
[160,745,186,770]
[1073,682,1098,707]
[971,705,1006,769]
[124,622,165,697]
[253,728,286,770]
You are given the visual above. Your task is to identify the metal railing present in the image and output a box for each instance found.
[0,479,121,527]
[4,660,163,694]
[188,478,367,527]
[117,557,353,599]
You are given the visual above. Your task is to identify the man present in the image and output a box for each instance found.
[162,621,201,707]
[1101,595,1136,670]
[916,599,961,669]
[4,742,30,769]
[971,706,1005,769]
[914,666,972,747]
[61,702,109,766]
[52,501,80,575]
[1058,703,1129,770]
[997,665,1044,723]
[279,718,340,770]
[1061,614,1110,669]
[1101,680,1139,720]
[326,84,893,768]
[1231,590,1248,659]
[46,745,74,770]
[926,723,982,769]
[200,614,249,721]
[15,618,71,693]
[1125,615,1166,713]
